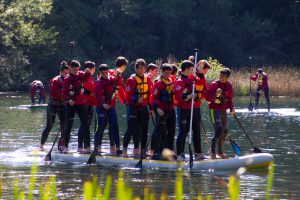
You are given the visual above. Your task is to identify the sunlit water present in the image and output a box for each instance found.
[0,93,299,199]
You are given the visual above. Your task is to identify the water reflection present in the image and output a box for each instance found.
[0,94,299,199]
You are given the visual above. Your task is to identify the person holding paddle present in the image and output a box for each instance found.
[94,64,125,155]
[251,68,270,112]
[206,68,235,159]
[174,60,207,161]
[40,61,69,151]
[151,63,176,160]
[77,61,97,153]
[61,60,92,153]
[123,59,153,157]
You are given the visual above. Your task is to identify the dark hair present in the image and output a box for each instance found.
[115,56,128,67]
[134,58,146,69]
[84,61,95,69]
[147,63,158,72]
[258,68,263,73]
[220,68,231,77]
[161,63,172,71]
[181,60,194,71]
[98,64,109,72]
[60,61,69,72]
[202,60,211,69]
[70,60,80,68]
[171,64,178,75]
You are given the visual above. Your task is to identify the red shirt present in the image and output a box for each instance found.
[206,80,234,111]
[251,72,268,91]
[49,75,64,103]
[63,71,91,105]
[125,74,152,107]
[95,75,124,108]
[151,76,174,112]
[108,69,126,104]
[30,80,46,102]
[174,74,203,109]
[82,75,97,106]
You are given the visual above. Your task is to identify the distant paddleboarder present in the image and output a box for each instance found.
[30,80,46,105]
[251,68,270,112]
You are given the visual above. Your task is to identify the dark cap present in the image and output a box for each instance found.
[147,63,158,72]
[181,60,194,71]
[161,63,173,71]
[98,64,109,71]
[70,60,80,68]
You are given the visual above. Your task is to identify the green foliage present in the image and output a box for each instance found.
[206,57,225,83]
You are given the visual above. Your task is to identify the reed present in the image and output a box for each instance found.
[4,162,275,199]
[230,66,300,96]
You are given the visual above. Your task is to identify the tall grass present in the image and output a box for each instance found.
[230,66,300,96]
[2,162,275,200]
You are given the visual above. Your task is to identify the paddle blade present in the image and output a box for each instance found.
[44,153,51,161]
[135,160,143,169]
[230,139,241,156]
[87,153,97,164]
[248,103,254,111]
[254,147,263,153]
[189,144,193,169]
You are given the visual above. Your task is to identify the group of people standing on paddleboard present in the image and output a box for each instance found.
[38,55,269,161]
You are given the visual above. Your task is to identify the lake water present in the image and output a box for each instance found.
[0,93,299,199]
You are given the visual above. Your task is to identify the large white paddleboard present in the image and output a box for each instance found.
[235,108,299,116]
[18,104,48,109]
[52,152,274,171]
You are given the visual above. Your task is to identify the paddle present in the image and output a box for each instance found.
[233,114,262,153]
[44,130,60,161]
[199,119,210,156]
[228,136,241,156]
[87,109,109,164]
[248,75,254,111]
[200,119,241,156]
[187,49,198,169]
[135,106,156,169]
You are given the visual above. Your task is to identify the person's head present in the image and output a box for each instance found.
[60,61,69,78]
[84,61,96,75]
[188,55,195,63]
[98,64,109,79]
[115,56,128,73]
[161,63,173,79]
[258,68,263,74]
[171,64,178,76]
[219,68,231,83]
[181,60,194,76]
[69,60,80,75]
[134,58,147,76]
[197,60,211,75]
[147,63,158,78]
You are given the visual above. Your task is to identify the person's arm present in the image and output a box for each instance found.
[251,72,258,81]
[227,82,235,113]
[95,80,104,108]
[125,78,135,104]
[30,85,36,104]
[206,82,218,103]
[261,75,268,91]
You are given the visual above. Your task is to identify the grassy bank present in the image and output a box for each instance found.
[230,66,300,96]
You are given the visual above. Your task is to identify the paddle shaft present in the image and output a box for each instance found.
[45,130,60,161]
[233,114,255,147]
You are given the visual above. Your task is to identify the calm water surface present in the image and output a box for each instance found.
[0,93,299,199]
